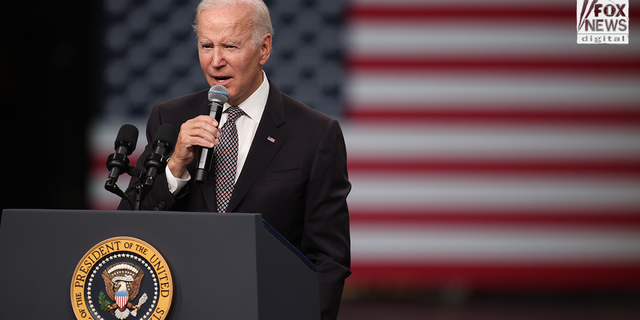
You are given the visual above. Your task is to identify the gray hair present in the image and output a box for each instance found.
[192,0,274,46]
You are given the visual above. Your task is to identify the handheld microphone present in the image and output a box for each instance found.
[144,124,178,187]
[195,85,229,183]
[105,124,138,189]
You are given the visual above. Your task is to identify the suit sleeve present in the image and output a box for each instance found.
[301,118,352,320]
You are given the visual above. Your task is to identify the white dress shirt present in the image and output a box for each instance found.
[166,71,269,194]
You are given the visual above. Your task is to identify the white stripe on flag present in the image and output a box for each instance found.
[351,223,640,264]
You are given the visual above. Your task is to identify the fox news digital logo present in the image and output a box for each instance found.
[577,0,629,44]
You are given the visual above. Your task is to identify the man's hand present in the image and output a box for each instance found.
[168,115,221,178]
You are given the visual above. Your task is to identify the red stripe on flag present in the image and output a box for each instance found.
[347,5,575,21]
[343,108,640,124]
[347,3,640,21]
[347,159,640,174]
[346,264,640,291]
[349,211,640,227]
[94,157,640,174]
[346,57,640,73]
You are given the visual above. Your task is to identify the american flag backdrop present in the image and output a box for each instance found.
[90,0,640,293]
[343,0,640,292]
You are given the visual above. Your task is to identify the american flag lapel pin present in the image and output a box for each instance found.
[267,136,276,143]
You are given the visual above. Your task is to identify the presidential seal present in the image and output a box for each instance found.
[71,237,173,320]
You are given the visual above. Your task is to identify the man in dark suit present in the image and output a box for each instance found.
[118,1,351,319]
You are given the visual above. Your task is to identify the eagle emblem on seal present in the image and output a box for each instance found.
[101,262,148,320]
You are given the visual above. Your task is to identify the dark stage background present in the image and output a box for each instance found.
[3,1,95,210]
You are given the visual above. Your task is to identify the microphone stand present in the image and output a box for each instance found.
[134,183,146,211]
[104,164,146,211]
[131,167,146,211]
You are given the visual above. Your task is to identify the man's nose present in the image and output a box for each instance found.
[211,48,226,68]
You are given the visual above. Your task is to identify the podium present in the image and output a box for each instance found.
[0,209,320,319]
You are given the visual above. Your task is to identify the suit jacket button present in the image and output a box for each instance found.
[155,201,166,210]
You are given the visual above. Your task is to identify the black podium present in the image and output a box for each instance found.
[0,209,320,319]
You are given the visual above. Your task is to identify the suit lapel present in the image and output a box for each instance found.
[225,81,287,212]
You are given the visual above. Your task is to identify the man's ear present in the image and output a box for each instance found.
[259,33,272,66]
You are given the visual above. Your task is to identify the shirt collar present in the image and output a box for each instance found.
[223,71,269,124]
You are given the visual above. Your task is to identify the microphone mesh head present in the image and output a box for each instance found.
[208,85,229,103]
[115,124,139,154]
[153,124,178,151]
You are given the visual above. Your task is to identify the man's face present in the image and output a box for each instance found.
[197,5,271,106]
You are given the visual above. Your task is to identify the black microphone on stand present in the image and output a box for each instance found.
[195,85,229,183]
[143,124,178,188]
[105,124,138,190]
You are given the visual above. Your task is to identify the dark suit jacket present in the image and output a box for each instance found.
[119,79,351,320]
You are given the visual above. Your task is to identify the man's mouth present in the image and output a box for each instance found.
[214,76,231,83]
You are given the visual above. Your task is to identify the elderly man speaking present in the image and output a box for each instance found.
[119,1,351,319]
